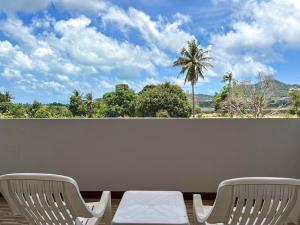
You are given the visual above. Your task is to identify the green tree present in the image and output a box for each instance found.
[0,91,12,113]
[0,91,12,102]
[223,71,234,88]
[173,39,213,117]
[136,82,192,118]
[69,90,86,117]
[222,71,235,117]
[6,104,27,118]
[27,100,42,118]
[47,105,72,118]
[140,84,156,93]
[156,110,170,118]
[84,93,94,118]
[289,88,300,114]
[35,106,51,118]
[214,86,229,112]
[103,84,136,117]
[93,99,108,118]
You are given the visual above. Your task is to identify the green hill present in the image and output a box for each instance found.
[192,94,215,108]
[256,80,300,98]
[191,80,300,108]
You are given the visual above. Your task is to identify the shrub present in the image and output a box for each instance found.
[289,109,296,115]
[156,110,170,118]
[103,84,136,117]
[136,82,192,118]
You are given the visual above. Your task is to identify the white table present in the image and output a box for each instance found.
[112,191,189,225]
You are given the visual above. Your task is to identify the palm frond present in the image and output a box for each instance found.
[173,39,213,86]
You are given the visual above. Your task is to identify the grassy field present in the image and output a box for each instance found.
[196,113,298,118]
[195,108,299,118]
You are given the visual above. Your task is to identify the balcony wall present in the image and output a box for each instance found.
[0,119,299,193]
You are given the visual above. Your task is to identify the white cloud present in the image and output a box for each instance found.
[208,0,300,80]
[211,0,300,51]
[0,0,51,14]
[15,52,33,70]
[54,16,92,32]
[40,81,66,91]
[0,18,38,49]
[51,16,171,75]
[0,0,297,101]
[0,40,32,70]
[57,75,70,82]
[0,13,173,97]
[0,0,109,15]
[99,80,114,89]
[0,41,16,65]
[211,21,274,52]
[53,0,109,13]
[34,46,54,58]
[1,68,22,79]
[101,6,194,52]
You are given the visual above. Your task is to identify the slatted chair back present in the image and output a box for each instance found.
[207,178,300,225]
[0,173,95,225]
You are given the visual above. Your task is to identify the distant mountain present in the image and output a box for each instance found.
[190,80,300,108]
[192,94,215,108]
[257,80,300,98]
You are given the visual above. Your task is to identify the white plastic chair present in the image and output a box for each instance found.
[193,178,300,225]
[0,173,112,225]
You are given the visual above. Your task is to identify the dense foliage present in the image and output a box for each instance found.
[0,82,192,118]
[289,88,300,116]
[136,83,192,117]
[102,84,136,117]
[214,86,229,112]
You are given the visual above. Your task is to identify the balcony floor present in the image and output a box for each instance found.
[0,197,213,225]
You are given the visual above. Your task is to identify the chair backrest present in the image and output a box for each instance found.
[207,177,300,225]
[0,173,94,225]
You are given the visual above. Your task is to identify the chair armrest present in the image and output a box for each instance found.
[90,191,112,218]
[193,194,211,225]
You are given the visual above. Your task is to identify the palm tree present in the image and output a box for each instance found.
[4,91,12,102]
[222,71,234,118]
[0,91,12,103]
[85,93,94,118]
[223,71,233,89]
[173,39,213,117]
[69,90,84,116]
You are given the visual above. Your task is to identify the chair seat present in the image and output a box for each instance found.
[79,202,103,225]
[193,178,300,225]
[0,174,112,225]
[202,206,223,225]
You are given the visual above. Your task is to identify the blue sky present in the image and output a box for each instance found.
[0,0,299,103]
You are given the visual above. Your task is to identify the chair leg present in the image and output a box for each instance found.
[103,197,112,225]
[193,213,205,225]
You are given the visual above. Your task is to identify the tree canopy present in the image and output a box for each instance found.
[173,39,213,117]
[103,84,136,117]
[136,82,192,117]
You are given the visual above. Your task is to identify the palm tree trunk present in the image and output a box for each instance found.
[228,81,233,118]
[192,83,195,118]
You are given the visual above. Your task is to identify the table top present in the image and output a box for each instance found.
[112,191,189,225]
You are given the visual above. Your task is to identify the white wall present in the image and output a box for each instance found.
[0,119,299,192]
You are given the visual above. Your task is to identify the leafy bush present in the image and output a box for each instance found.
[27,101,42,118]
[289,109,296,115]
[156,110,170,118]
[47,105,72,118]
[136,82,192,118]
[103,84,136,117]
[35,107,52,118]
[7,104,27,118]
